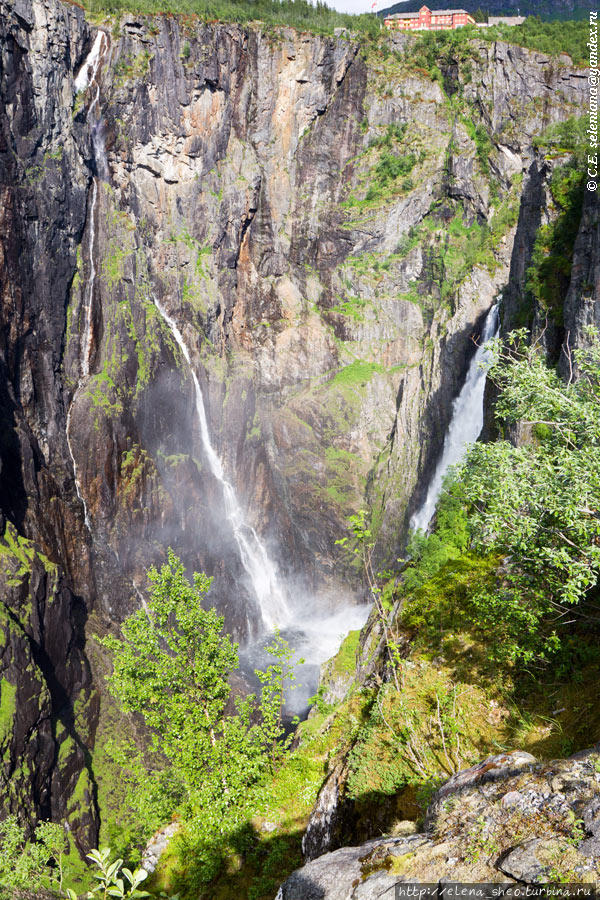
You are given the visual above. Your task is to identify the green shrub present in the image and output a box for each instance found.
[481,17,589,67]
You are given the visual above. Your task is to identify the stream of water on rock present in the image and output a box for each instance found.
[153,299,292,633]
[410,302,500,533]
[76,30,108,374]
[66,31,109,535]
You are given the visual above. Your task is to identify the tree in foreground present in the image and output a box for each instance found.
[100,550,295,886]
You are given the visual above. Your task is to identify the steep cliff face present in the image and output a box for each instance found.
[0,0,588,843]
[65,17,587,602]
[561,185,600,366]
[0,0,98,847]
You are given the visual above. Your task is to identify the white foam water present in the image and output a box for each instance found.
[240,599,370,715]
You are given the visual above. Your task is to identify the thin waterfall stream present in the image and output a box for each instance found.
[153,299,292,632]
[410,302,500,533]
[76,30,108,373]
[66,30,109,535]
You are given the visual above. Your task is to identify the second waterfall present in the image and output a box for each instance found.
[410,302,500,533]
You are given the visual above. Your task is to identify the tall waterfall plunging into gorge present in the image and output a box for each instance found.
[153,299,292,633]
[410,303,500,533]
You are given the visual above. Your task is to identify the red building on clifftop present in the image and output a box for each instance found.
[384,5,475,30]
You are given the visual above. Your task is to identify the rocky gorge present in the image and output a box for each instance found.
[0,0,594,891]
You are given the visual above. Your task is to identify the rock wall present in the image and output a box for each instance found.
[0,0,98,847]
[0,0,588,841]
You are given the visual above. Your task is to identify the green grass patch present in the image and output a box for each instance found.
[331,360,384,387]
[0,680,16,741]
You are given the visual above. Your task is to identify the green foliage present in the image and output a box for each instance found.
[369,152,417,192]
[82,0,382,38]
[459,332,600,654]
[0,678,17,739]
[462,115,492,175]
[255,631,302,772]
[337,511,402,688]
[404,479,470,592]
[525,120,586,324]
[406,25,479,80]
[345,667,494,808]
[480,17,589,68]
[330,294,368,322]
[83,848,150,899]
[331,360,383,386]
[368,122,408,150]
[403,329,600,669]
[533,115,589,160]
[0,817,68,898]
[101,551,296,888]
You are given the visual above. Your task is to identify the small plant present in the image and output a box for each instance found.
[464,816,500,864]
[564,812,585,848]
[81,848,150,899]
[181,41,191,60]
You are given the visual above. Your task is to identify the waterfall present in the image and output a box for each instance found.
[153,299,292,632]
[66,405,92,533]
[81,179,98,376]
[66,31,109,532]
[410,302,500,533]
[76,31,109,375]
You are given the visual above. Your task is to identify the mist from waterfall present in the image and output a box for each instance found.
[410,302,500,533]
[153,299,292,633]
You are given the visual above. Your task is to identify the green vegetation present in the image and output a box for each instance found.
[405,18,588,74]
[406,25,481,82]
[402,330,600,671]
[83,0,381,37]
[332,330,600,824]
[525,118,587,325]
[82,848,150,899]
[0,817,69,899]
[344,122,425,208]
[99,550,301,893]
[0,679,17,742]
[331,359,383,387]
[481,17,589,68]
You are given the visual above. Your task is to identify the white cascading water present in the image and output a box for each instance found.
[66,31,109,533]
[76,30,109,374]
[66,405,93,532]
[153,299,292,632]
[410,302,500,533]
